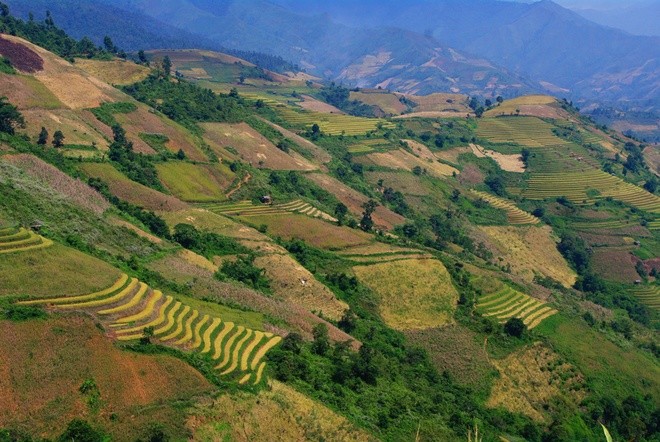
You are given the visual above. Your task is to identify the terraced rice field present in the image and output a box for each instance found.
[0,226,53,254]
[628,286,659,310]
[201,199,337,222]
[648,220,660,231]
[471,191,539,225]
[277,107,395,136]
[338,242,432,264]
[347,138,392,154]
[476,284,557,329]
[570,218,645,231]
[19,274,281,385]
[523,170,660,212]
[477,117,568,147]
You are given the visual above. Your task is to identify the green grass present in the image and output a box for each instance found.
[477,116,569,147]
[276,106,395,136]
[156,162,232,202]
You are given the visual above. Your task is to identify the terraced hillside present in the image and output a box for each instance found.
[629,286,660,310]
[0,225,53,254]
[277,106,395,136]
[475,282,557,330]
[471,190,539,225]
[523,170,660,212]
[477,116,569,147]
[20,274,281,385]
[202,199,337,222]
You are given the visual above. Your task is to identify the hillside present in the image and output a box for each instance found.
[0,11,658,442]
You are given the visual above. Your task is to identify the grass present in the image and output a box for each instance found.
[349,91,407,115]
[74,58,151,85]
[353,259,458,330]
[628,285,659,310]
[0,243,121,298]
[276,106,395,136]
[477,225,577,287]
[202,199,336,222]
[156,162,234,202]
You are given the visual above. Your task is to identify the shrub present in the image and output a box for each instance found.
[504,317,526,337]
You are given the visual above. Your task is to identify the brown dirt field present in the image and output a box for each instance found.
[353,259,458,330]
[2,154,109,214]
[0,35,43,72]
[80,162,188,212]
[485,95,568,120]
[487,343,586,422]
[0,73,61,109]
[239,213,372,250]
[405,326,493,388]
[364,171,435,197]
[0,315,212,440]
[202,122,317,171]
[307,173,405,230]
[21,109,109,148]
[74,58,151,85]
[258,118,332,165]
[254,253,348,321]
[161,208,267,241]
[393,111,470,119]
[644,145,660,176]
[470,144,525,173]
[350,91,407,115]
[187,381,376,442]
[476,225,577,287]
[591,248,639,283]
[114,105,206,160]
[434,146,471,164]
[297,95,344,114]
[398,92,470,113]
[358,148,458,178]
[149,49,256,68]
[0,35,126,109]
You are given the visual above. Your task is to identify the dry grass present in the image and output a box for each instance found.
[400,92,470,113]
[108,216,163,244]
[254,253,348,321]
[161,208,266,241]
[0,243,121,298]
[591,248,639,283]
[21,108,109,148]
[239,213,372,250]
[307,173,405,230]
[350,91,407,115]
[0,73,61,109]
[3,154,109,214]
[187,381,376,441]
[0,316,212,440]
[202,122,317,170]
[358,148,458,178]
[353,259,458,330]
[297,95,344,114]
[487,343,586,422]
[156,162,234,202]
[406,325,492,388]
[477,225,577,287]
[257,118,332,165]
[114,105,207,160]
[484,95,567,119]
[80,163,188,212]
[74,58,151,85]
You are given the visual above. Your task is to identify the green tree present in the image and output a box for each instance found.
[176,148,186,160]
[52,130,65,147]
[103,35,116,53]
[57,419,104,442]
[37,126,48,145]
[137,49,148,64]
[643,176,657,193]
[162,56,172,77]
[334,202,348,226]
[311,323,330,356]
[504,317,526,337]
[360,199,378,232]
[0,97,24,134]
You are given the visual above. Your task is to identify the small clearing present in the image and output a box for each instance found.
[358,148,458,178]
[257,118,332,165]
[0,36,43,72]
[22,109,109,149]
[470,144,525,173]
[297,95,344,114]
[74,58,151,85]
[353,259,458,330]
[156,162,234,202]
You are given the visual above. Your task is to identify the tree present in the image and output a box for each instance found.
[37,126,48,145]
[485,174,506,196]
[176,148,186,160]
[52,130,65,147]
[334,202,348,226]
[57,419,104,442]
[643,176,657,193]
[360,199,378,232]
[0,97,24,134]
[485,99,492,107]
[0,2,9,17]
[504,317,526,337]
[162,56,172,77]
[412,165,423,175]
[103,35,116,53]
[137,50,148,65]
[311,323,330,355]
[496,96,504,103]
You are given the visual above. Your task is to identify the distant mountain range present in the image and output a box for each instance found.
[5,0,659,113]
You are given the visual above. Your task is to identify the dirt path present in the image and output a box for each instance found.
[226,172,251,198]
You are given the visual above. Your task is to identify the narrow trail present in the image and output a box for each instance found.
[226,172,252,198]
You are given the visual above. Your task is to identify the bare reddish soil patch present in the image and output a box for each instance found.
[0,36,43,72]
